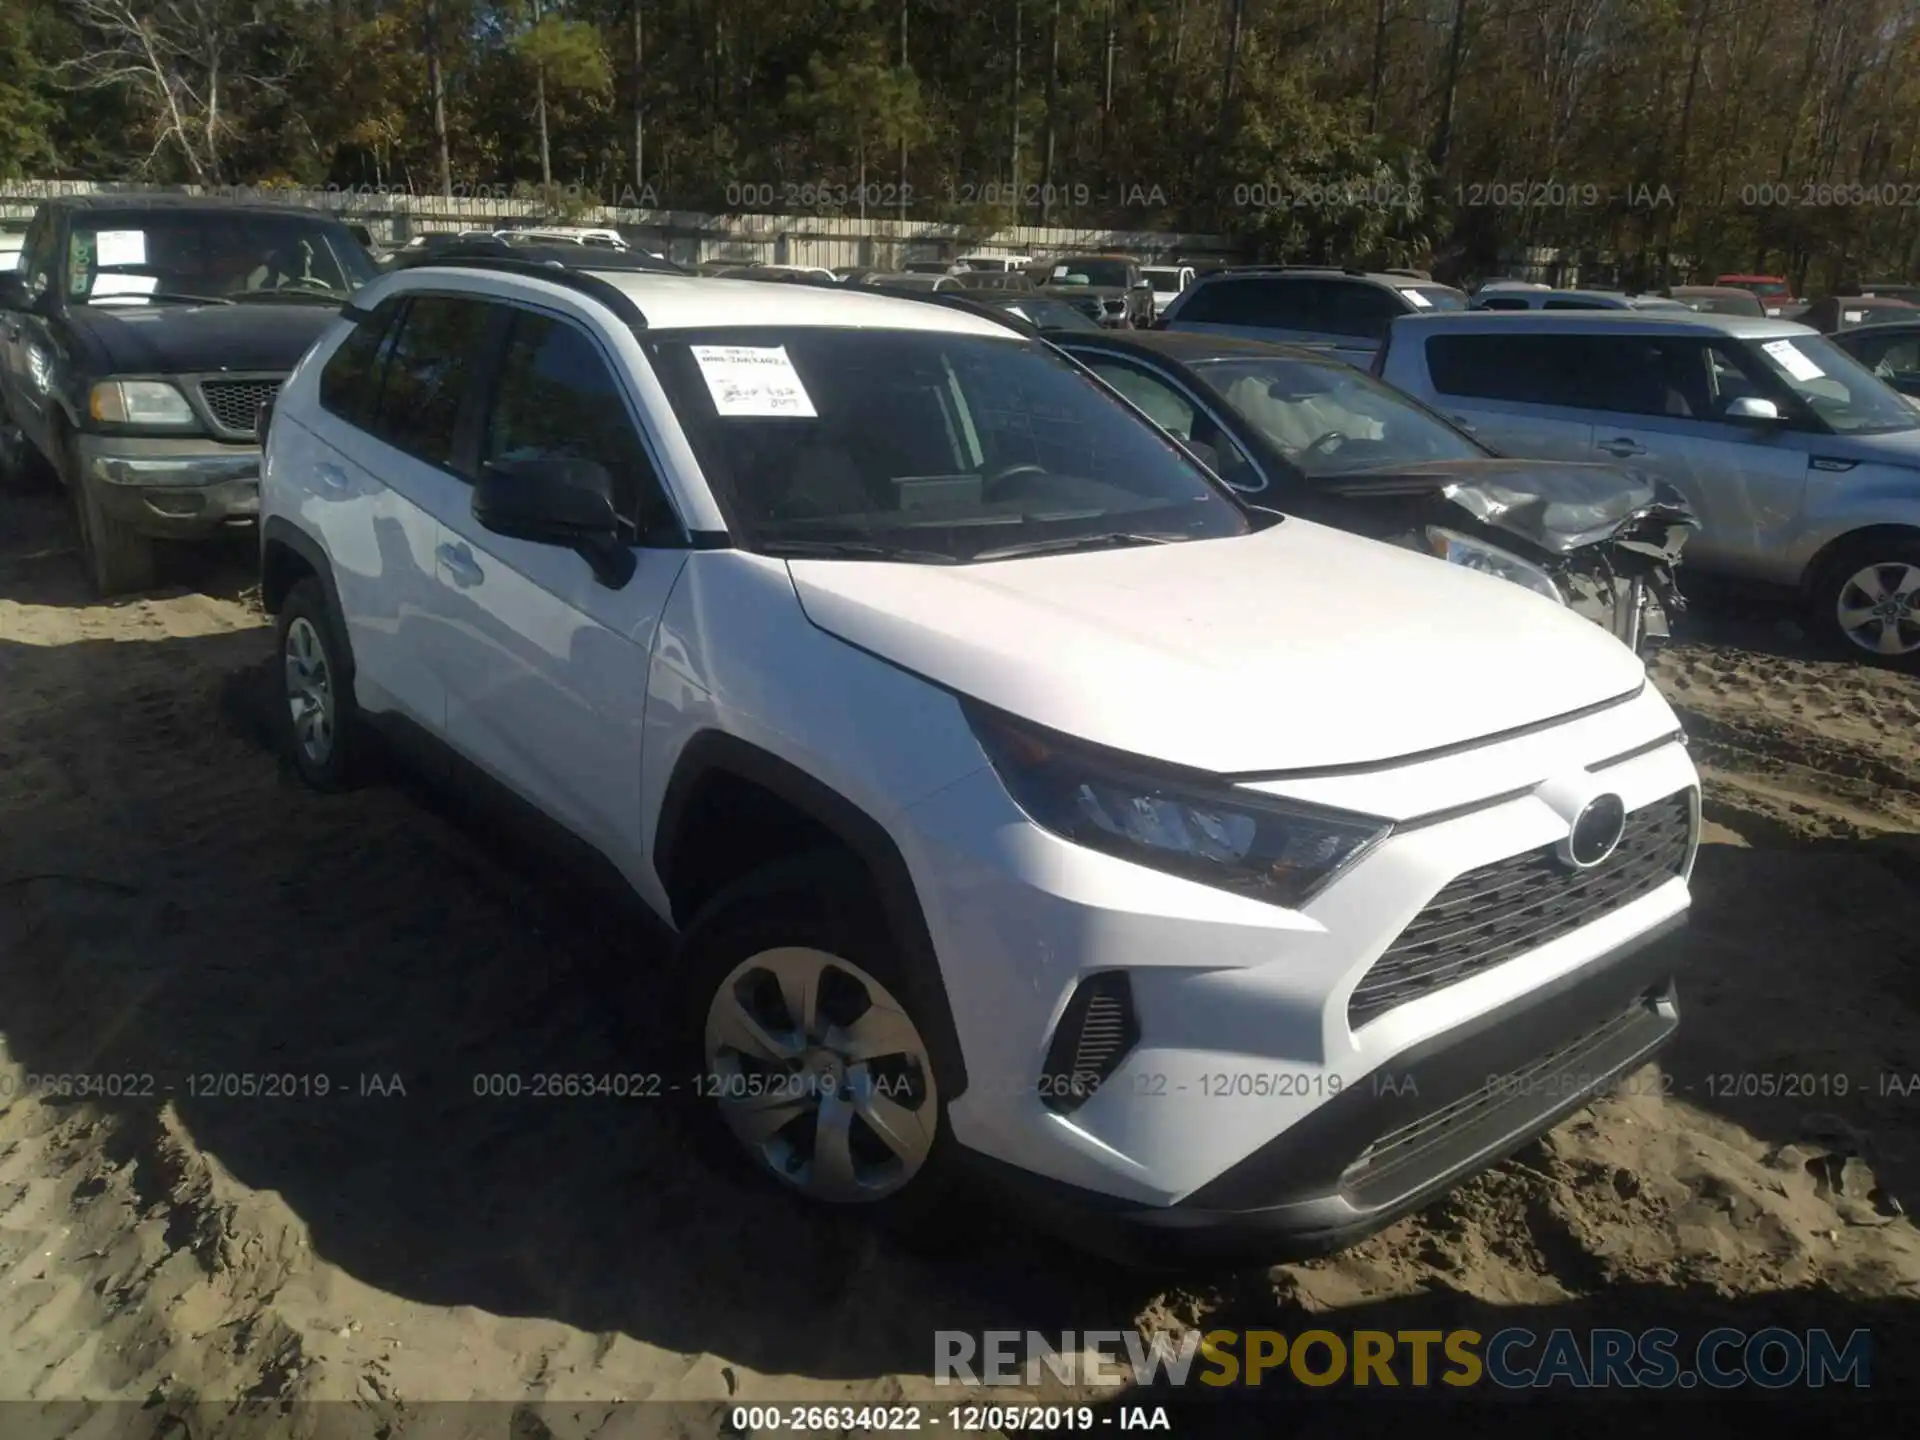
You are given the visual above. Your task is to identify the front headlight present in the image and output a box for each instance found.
[964,702,1391,908]
[89,380,196,427]
[1425,526,1565,604]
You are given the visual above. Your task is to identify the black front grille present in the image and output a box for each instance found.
[1039,971,1140,1114]
[1347,789,1693,1030]
[1340,1000,1653,1196]
[199,378,284,437]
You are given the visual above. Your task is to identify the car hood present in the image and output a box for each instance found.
[787,519,1645,774]
[66,300,342,375]
[1314,458,1668,553]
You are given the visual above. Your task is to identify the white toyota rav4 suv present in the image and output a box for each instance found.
[258,258,1699,1263]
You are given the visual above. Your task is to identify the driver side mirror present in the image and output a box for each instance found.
[473,457,636,588]
[1724,395,1785,423]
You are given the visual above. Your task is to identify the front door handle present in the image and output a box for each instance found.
[437,542,484,588]
[1599,437,1646,457]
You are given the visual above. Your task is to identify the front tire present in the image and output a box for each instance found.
[276,576,363,790]
[1810,535,1920,669]
[66,435,158,596]
[674,854,959,1235]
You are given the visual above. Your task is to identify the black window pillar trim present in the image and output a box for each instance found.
[653,730,969,1099]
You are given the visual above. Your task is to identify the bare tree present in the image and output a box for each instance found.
[55,0,284,184]
[426,0,452,196]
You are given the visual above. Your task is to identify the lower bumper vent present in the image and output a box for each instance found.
[1039,971,1140,1114]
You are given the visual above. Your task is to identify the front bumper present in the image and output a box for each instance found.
[899,685,1698,1259]
[76,433,260,538]
[964,911,1682,1266]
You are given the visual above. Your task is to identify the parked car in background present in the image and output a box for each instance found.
[386,234,685,276]
[1053,329,1692,653]
[1854,281,1920,305]
[1471,288,1689,312]
[1715,274,1796,316]
[1669,285,1767,318]
[1141,264,1196,316]
[1796,294,1918,334]
[1158,266,1466,369]
[1036,253,1155,329]
[956,253,1032,273]
[260,255,1698,1263]
[0,194,381,593]
[952,271,1034,293]
[973,292,1102,330]
[902,259,963,275]
[1830,320,1920,401]
[831,265,883,283]
[1473,279,1550,295]
[1378,308,1920,665]
[860,271,963,292]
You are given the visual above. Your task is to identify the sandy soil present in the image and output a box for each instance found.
[2,484,1919,1435]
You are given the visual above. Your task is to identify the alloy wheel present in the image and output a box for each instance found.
[703,946,938,1203]
[1835,561,1920,657]
[284,617,337,765]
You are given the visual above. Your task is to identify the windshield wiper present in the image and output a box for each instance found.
[970,530,1186,561]
[92,291,235,307]
[758,538,960,563]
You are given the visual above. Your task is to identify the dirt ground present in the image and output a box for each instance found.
[3,481,1919,1436]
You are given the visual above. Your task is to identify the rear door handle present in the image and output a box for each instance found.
[1599,437,1646,457]
[315,461,349,492]
[437,541,484,588]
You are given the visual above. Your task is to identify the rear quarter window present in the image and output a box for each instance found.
[1426,332,1592,408]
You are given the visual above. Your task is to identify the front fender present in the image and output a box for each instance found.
[1793,464,1920,584]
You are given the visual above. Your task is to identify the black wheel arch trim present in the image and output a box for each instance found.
[259,516,355,686]
[655,730,970,1098]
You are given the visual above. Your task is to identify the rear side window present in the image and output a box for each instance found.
[1427,333,1595,408]
[1319,281,1403,338]
[318,298,402,425]
[371,294,493,465]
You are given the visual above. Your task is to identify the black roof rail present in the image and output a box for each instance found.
[861,284,1041,337]
[396,251,658,328]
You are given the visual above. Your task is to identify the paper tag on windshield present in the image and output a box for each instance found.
[90,273,158,299]
[95,230,147,267]
[1844,309,1866,324]
[1403,289,1433,308]
[1762,338,1825,382]
[1006,306,1029,321]
[690,345,817,417]
[1052,265,1069,280]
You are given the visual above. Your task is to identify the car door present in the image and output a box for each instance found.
[315,291,493,731]
[1570,333,1810,575]
[2,212,60,459]
[1420,331,1598,459]
[431,301,690,874]
[1073,350,1269,494]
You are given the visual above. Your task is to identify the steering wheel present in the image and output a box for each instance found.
[275,275,339,293]
[1303,430,1349,457]
[983,461,1049,501]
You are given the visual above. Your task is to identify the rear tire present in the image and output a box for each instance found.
[671,853,963,1240]
[65,433,158,596]
[1809,534,1920,670]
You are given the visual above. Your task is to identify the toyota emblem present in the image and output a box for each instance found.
[1559,793,1627,870]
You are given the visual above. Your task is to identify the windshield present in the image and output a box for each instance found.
[1142,268,1182,288]
[1193,355,1485,474]
[1048,258,1131,288]
[999,297,1101,330]
[645,327,1251,561]
[68,211,377,305]
[1741,332,1920,434]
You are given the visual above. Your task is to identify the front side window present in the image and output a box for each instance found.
[1195,355,1485,475]
[370,294,492,465]
[644,326,1252,561]
[1317,282,1402,338]
[484,310,678,538]
[318,298,403,425]
[65,210,378,307]
[1737,332,1920,434]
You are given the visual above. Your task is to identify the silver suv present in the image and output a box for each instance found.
[1377,309,1920,665]
[1158,267,1467,368]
